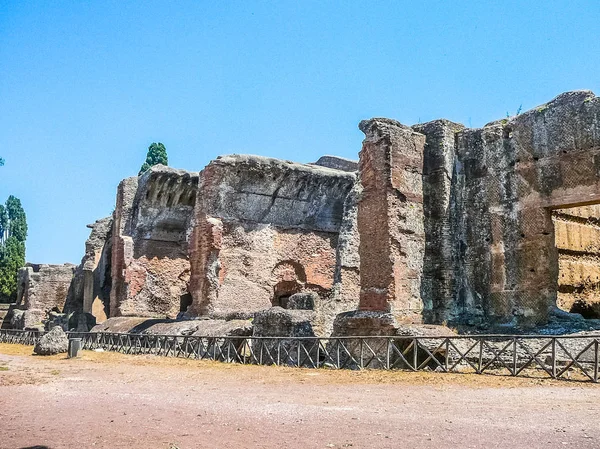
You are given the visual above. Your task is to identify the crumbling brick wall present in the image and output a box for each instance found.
[409,91,600,327]
[13,263,76,328]
[355,119,426,320]
[110,166,198,319]
[188,155,358,336]
[64,216,113,322]
[22,90,600,334]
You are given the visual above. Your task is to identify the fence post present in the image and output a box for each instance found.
[551,338,557,379]
[259,340,263,365]
[386,338,391,370]
[512,337,517,376]
[594,339,599,384]
[445,338,449,372]
[317,339,321,369]
[478,339,483,374]
[413,338,418,371]
[360,338,364,370]
[277,339,281,366]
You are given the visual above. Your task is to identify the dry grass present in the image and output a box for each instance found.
[0,343,595,389]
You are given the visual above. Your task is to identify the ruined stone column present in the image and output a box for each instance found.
[109,177,138,317]
[413,119,465,324]
[331,118,452,339]
[188,214,223,316]
[357,118,426,320]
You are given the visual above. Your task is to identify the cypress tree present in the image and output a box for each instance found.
[0,237,25,301]
[0,196,27,302]
[139,142,168,175]
[0,205,7,243]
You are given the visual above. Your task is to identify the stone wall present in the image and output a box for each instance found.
[110,166,198,319]
[413,120,465,324]
[13,263,76,328]
[312,155,359,172]
[406,90,600,328]
[65,217,113,321]
[16,264,75,312]
[355,119,426,321]
[18,89,600,334]
[188,155,358,336]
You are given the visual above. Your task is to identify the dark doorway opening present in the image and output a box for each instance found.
[179,292,193,313]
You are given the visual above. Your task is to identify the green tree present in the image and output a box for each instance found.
[5,196,27,242]
[0,157,4,166]
[0,196,27,303]
[0,205,7,243]
[0,237,25,302]
[139,142,168,175]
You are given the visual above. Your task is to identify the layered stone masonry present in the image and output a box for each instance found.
[188,155,358,336]
[553,205,600,318]
[110,166,199,319]
[13,90,600,335]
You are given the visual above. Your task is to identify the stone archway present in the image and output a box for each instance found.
[271,260,307,308]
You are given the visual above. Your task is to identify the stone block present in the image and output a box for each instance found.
[33,327,68,355]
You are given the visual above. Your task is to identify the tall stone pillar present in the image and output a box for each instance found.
[332,118,452,338]
[188,214,223,316]
[357,118,426,320]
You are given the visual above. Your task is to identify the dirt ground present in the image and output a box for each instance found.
[0,344,599,449]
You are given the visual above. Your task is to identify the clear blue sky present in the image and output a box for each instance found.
[1,1,599,264]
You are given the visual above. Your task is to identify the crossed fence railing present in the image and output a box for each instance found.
[1,329,599,383]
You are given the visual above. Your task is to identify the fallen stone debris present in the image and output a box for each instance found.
[33,326,69,356]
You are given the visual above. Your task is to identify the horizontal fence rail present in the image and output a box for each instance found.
[1,329,599,383]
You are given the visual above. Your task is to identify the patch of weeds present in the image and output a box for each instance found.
[536,105,548,113]
[0,366,8,371]
[50,369,60,376]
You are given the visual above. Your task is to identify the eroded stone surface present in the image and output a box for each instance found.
[312,155,358,172]
[33,326,69,355]
[110,166,198,319]
[91,316,253,337]
[20,90,600,336]
[253,307,315,338]
[66,216,113,321]
[15,264,76,326]
[356,118,425,317]
[448,90,600,327]
[188,155,358,336]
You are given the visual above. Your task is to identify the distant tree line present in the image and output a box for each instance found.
[0,160,28,303]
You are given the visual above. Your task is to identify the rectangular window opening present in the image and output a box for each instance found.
[553,204,600,319]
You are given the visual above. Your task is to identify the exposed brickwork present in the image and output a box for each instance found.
[110,167,198,319]
[18,90,600,335]
[188,155,357,336]
[188,214,223,316]
[356,119,425,319]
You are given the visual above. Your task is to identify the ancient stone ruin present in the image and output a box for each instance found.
[6,90,600,338]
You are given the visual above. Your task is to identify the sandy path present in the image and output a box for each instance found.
[0,344,599,449]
